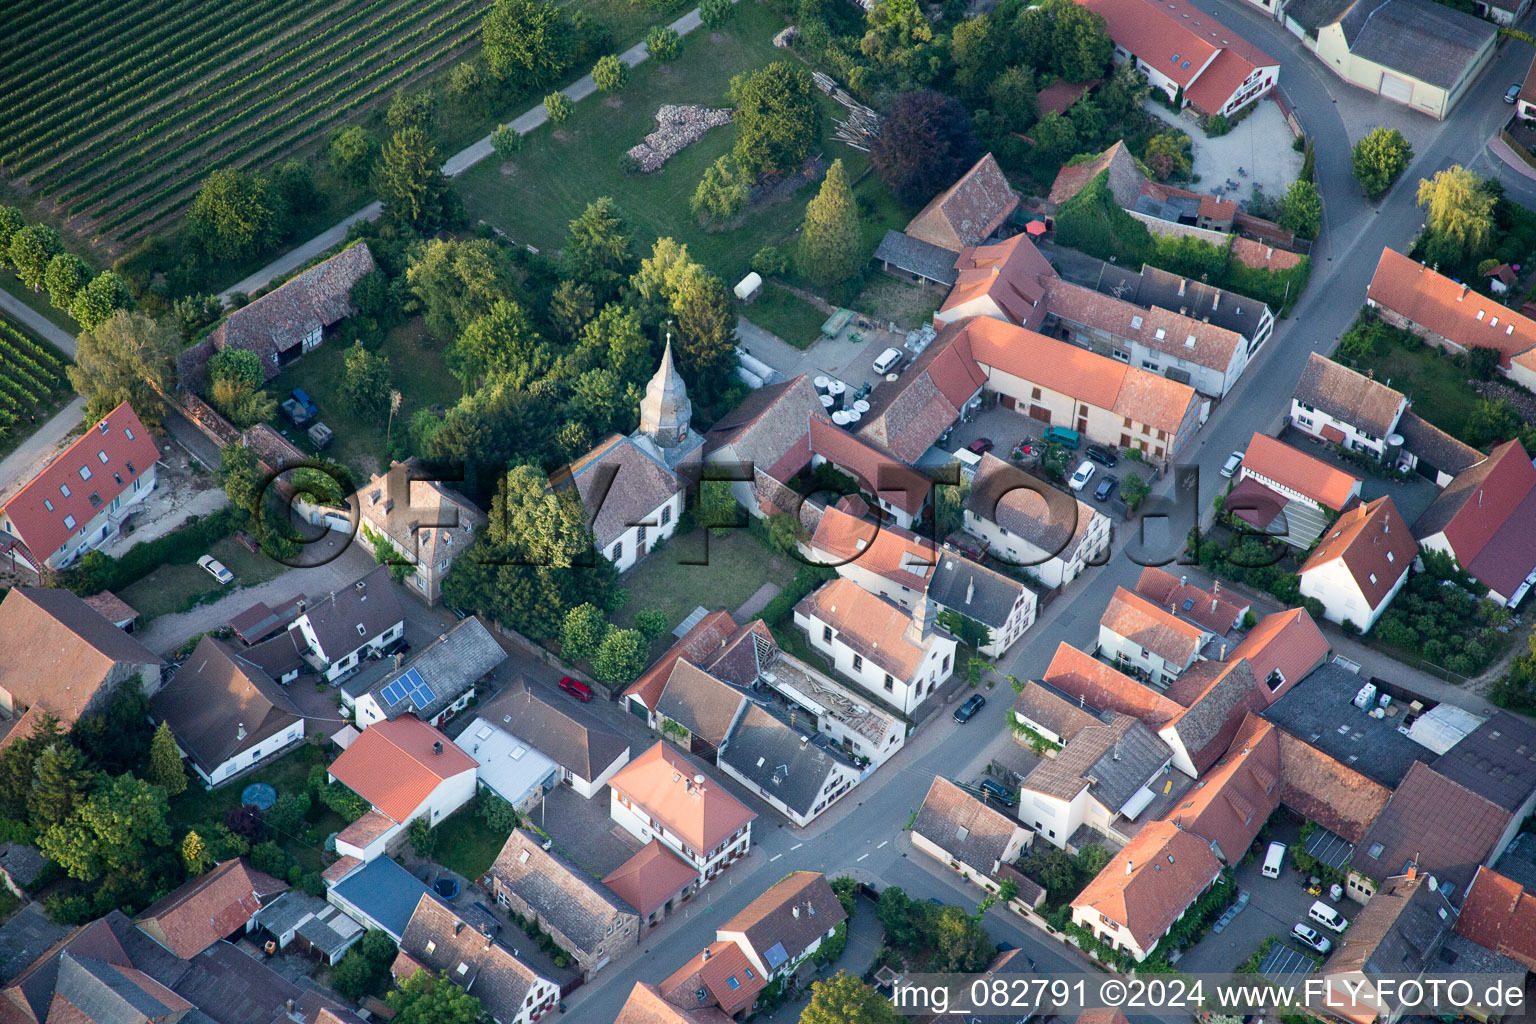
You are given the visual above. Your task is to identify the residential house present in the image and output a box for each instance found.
[1454,866,1536,969]
[1075,0,1279,117]
[488,829,638,979]
[135,859,288,958]
[392,894,561,1024]
[715,872,848,985]
[1070,820,1223,962]
[454,715,560,813]
[1295,0,1496,120]
[1368,247,1536,378]
[1229,607,1329,705]
[0,844,45,898]
[1085,260,1277,352]
[150,636,304,786]
[805,417,933,529]
[240,627,306,685]
[226,595,306,646]
[933,233,1057,330]
[1395,410,1487,486]
[912,778,1036,892]
[623,610,740,721]
[658,941,764,1019]
[608,743,755,885]
[1158,657,1261,776]
[1298,496,1416,630]
[963,453,1111,589]
[1290,352,1408,459]
[1166,715,1281,864]
[1412,439,1536,605]
[327,715,477,861]
[703,375,828,518]
[478,675,631,798]
[291,566,406,682]
[1430,711,1536,874]
[1011,679,1106,748]
[653,659,753,762]
[1035,643,1185,739]
[1097,586,1212,685]
[793,578,957,715]
[180,243,376,384]
[1018,711,1173,848]
[1229,432,1363,549]
[0,587,161,746]
[717,703,861,827]
[352,460,488,605]
[1321,871,1459,1024]
[855,323,988,462]
[751,642,908,767]
[614,983,734,1024]
[1133,566,1249,634]
[904,154,1019,252]
[324,855,431,941]
[926,543,1037,657]
[603,842,702,929]
[560,343,703,572]
[803,497,936,609]
[345,615,504,728]
[0,402,159,573]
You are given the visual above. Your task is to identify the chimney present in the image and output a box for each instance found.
[792,906,800,919]
[1210,598,1218,614]
[702,948,712,961]
[433,741,443,755]
[237,722,247,742]
[1406,863,1418,881]
[1219,643,1227,659]
[1125,859,1133,876]
[454,920,464,935]
[1458,284,1468,301]
[966,577,975,605]
[1179,575,1187,586]
[1178,278,1187,297]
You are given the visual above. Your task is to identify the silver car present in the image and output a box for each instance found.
[198,555,234,584]
[1220,450,1244,478]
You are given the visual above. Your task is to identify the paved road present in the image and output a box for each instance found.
[0,287,76,357]
[218,203,383,302]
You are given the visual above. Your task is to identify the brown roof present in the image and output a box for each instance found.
[1168,716,1280,863]
[625,612,738,712]
[0,587,160,727]
[150,636,301,775]
[808,503,936,593]
[1100,587,1206,667]
[1040,643,1182,727]
[856,332,988,462]
[654,660,748,749]
[490,830,636,959]
[905,153,1019,252]
[326,716,475,823]
[1071,820,1222,951]
[1134,567,1246,634]
[1454,866,1536,968]
[1352,761,1512,893]
[80,591,137,627]
[1022,713,1171,804]
[719,871,846,967]
[614,984,734,1024]
[1325,870,1456,978]
[704,375,827,473]
[1230,608,1329,705]
[1368,246,1536,369]
[912,777,1028,873]
[1048,142,1147,208]
[793,578,939,680]
[393,894,553,1022]
[603,841,699,918]
[335,810,396,850]
[1273,730,1391,843]
[1163,658,1259,773]
[1229,236,1305,272]
[1293,353,1406,440]
[322,857,362,885]
[1044,278,1246,372]
[966,453,1101,563]
[608,744,755,854]
[356,460,487,576]
[480,675,631,783]
[135,858,288,959]
[806,418,931,516]
[1299,496,1417,610]
[560,433,684,549]
[1011,681,1103,743]
[1240,433,1362,510]
[660,942,762,1017]
[940,234,1058,326]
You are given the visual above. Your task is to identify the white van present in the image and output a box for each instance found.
[873,347,904,374]
[1309,900,1349,933]
[1262,842,1286,879]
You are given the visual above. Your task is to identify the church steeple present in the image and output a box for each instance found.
[639,338,692,448]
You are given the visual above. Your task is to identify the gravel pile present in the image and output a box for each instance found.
[627,104,733,173]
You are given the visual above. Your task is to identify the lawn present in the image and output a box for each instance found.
[611,527,801,641]
[455,2,911,283]
[851,274,947,330]
[269,317,462,481]
[1346,332,1482,440]
[118,535,285,623]
[743,284,826,348]
[433,803,513,880]
[0,270,79,334]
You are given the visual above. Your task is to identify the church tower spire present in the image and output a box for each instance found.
[639,337,692,448]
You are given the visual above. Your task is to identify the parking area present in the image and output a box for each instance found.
[1276,425,1442,525]
[535,784,645,879]
[1144,98,1302,207]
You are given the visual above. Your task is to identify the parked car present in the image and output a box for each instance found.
[1220,450,1245,478]
[1094,474,1118,503]
[953,694,986,723]
[1068,460,1096,491]
[291,388,319,418]
[1292,923,1332,954]
[967,437,995,455]
[197,555,234,585]
[1507,83,1522,104]
[873,347,904,374]
[1043,426,1080,449]
[979,778,1017,806]
[1085,443,1118,467]
[558,677,594,702]
[1309,900,1349,933]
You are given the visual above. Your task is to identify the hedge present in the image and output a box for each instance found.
[59,507,238,595]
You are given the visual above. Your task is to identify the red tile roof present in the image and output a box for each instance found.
[1368,247,1536,368]
[1167,716,1280,862]
[135,858,288,958]
[806,417,932,515]
[660,941,763,1017]
[1230,236,1305,272]
[1071,820,1222,951]
[0,402,158,563]
[326,716,475,823]
[615,983,735,1024]
[603,841,699,917]
[795,578,940,679]
[1300,496,1417,610]
[1230,608,1329,705]
[1100,586,1207,667]
[940,234,1058,326]
[1454,866,1536,968]
[1041,642,1183,726]
[808,503,936,593]
[1134,566,1246,634]
[1240,433,1362,510]
[1419,440,1536,598]
[609,743,755,854]
[625,611,738,712]
[1043,278,1245,373]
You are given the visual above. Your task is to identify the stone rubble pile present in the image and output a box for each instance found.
[627,104,733,173]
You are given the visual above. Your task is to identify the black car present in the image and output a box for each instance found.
[1085,443,1118,467]
[953,693,986,723]
[1094,474,1118,503]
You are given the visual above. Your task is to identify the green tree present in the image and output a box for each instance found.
[44,254,93,312]
[988,66,1038,132]
[801,971,901,1024]
[691,155,749,223]
[1121,472,1149,511]
[1278,180,1322,240]
[592,54,629,92]
[562,603,609,661]
[751,245,787,276]
[67,311,177,427]
[1417,165,1495,264]
[1030,112,1079,167]
[408,817,436,857]
[950,17,998,103]
[331,931,400,1001]
[698,479,740,536]
[9,225,64,292]
[797,159,862,288]
[490,124,524,160]
[182,830,215,874]
[448,61,486,108]
[387,969,484,1024]
[0,711,61,819]
[1351,127,1412,200]
[209,348,277,428]
[550,279,597,341]
[646,25,681,61]
[387,89,438,133]
[38,773,171,882]
[329,126,378,187]
[700,0,733,29]
[564,197,638,301]
[146,723,188,796]
[1143,130,1191,181]
[0,207,25,268]
[483,0,572,89]
[865,0,931,57]
[340,341,393,421]
[29,742,94,829]
[634,609,670,640]
[405,237,519,342]
[266,791,310,835]
[68,271,133,332]
[668,262,737,395]
[188,169,280,263]
[219,442,267,516]
[731,62,822,179]
[591,627,647,684]
[451,299,548,390]
[544,91,574,125]
[376,127,452,232]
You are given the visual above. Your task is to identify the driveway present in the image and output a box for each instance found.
[1276,425,1441,525]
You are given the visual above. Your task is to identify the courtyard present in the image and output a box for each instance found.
[1145,98,1303,207]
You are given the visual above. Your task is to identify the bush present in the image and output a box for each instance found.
[59,508,238,595]
[634,609,670,640]
[646,25,681,62]
[408,817,436,857]
[700,0,733,27]
[491,124,523,159]
[592,54,629,93]
[544,92,574,125]
[331,931,399,1001]
[1205,114,1231,137]
[752,246,788,276]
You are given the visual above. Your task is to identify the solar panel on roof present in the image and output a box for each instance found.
[763,942,789,970]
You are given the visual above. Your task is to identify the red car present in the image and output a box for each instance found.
[967,437,995,455]
[559,676,594,701]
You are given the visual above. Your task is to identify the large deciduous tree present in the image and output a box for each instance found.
[44,254,93,312]
[10,225,64,292]
[188,169,281,263]
[871,91,981,206]
[591,628,647,684]
[801,972,901,1024]
[1417,164,1495,266]
[564,197,638,302]
[730,62,822,179]
[1278,180,1322,240]
[405,238,520,342]
[483,0,572,89]
[691,155,749,224]
[38,773,172,882]
[340,341,393,422]
[387,970,484,1024]
[69,271,134,332]
[67,311,178,427]
[450,298,548,390]
[1352,127,1412,201]
[329,126,378,187]
[797,159,862,288]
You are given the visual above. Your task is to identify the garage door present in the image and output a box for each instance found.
[1028,405,1052,422]
[1378,72,1413,104]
